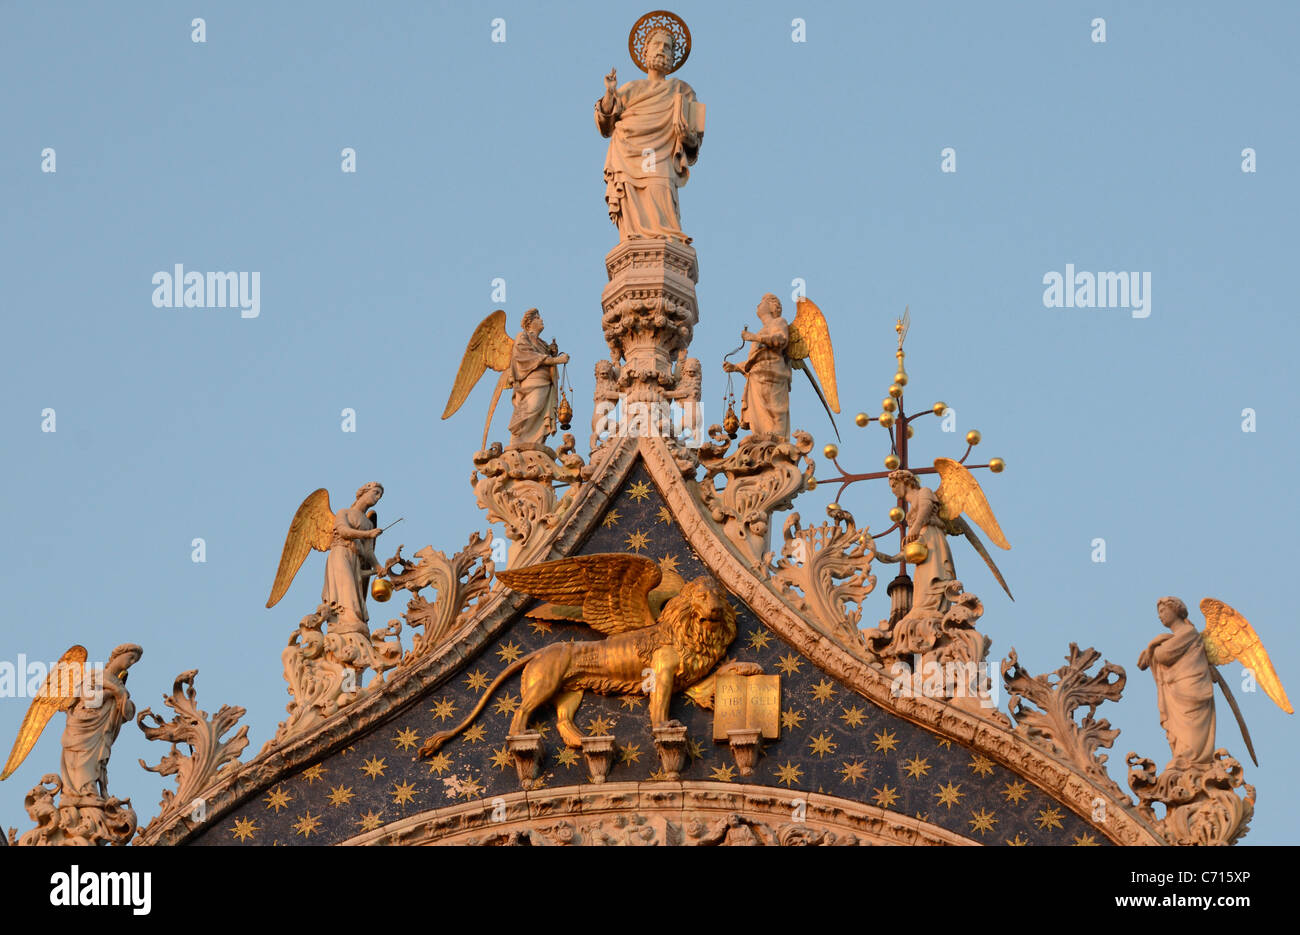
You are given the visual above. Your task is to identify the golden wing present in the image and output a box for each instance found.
[442,310,514,420]
[1,645,87,781]
[787,297,839,412]
[497,554,662,635]
[266,488,334,609]
[1201,598,1293,714]
[527,568,686,624]
[933,458,1009,550]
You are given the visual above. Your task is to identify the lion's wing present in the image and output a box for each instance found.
[497,554,661,634]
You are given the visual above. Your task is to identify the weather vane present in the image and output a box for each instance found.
[811,308,1012,602]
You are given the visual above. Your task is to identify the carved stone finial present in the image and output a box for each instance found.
[766,506,876,653]
[472,443,583,568]
[697,430,815,566]
[1001,645,1127,798]
[136,670,248,842]
[383,533,495,663]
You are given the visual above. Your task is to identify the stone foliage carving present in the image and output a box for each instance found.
[697,429,814,566]
[267,601,403,748]
[135,670,249,841]
[384,533,495,663]
[8,774,136,847]
[472,441,583,568]
[1001,645,1126,798]
[1127,750,1254,846]
[766,506,876,653]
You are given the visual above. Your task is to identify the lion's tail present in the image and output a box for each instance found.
[418,652,536,758]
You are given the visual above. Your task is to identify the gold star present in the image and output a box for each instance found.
[357,810,383,832]
[935,737,953,750]
[301,764,325,784]
[555,747,579,768]
[903,755,931,779]
[686,737,705,760]
[776,653,802,675]
[781,708,805,731]
[466,670,490,691]
[968,808,998,835]
[1006,833,1029,846]
[840,705,868,728]
[458,776,484,800]
[624,529,650,552]
[775,761,804,787]
[914,811,930,822]
[393,728,420,751]
[1035,807,1064,832]
[839,761,867,785]
[811,679,837,703]
[391,780,418,806]
[628,480,653,502]
[231,817,258,842]
[586,714,616,735]
[493,691,520,716]
[657,554,680,575]
[528,618,554,636]
[968,754,995,778]
[293,812,322,839]
[602,509,622,528]
[497,641,523,663]
[620,695,644,710]
[424,752,452,775]
[808,732,837,757]
[647,768,672,781]
[1001,780,1029,805]
[430,698,457,722]
[747,628,773,650]
[490,746,513,770]
[619,743,643,764]
[935,781,964,809]
[656,506,673,524]
[264,785,292,812]
[361,756,387,779]
[326,784,355,807]
[533,721,551,738]
[710,764,736,782]
[873,783,899,809]
[872,729,899,754]
[464,723,487,743]
[1072,832,1100,846]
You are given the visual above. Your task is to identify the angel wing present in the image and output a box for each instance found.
[497,554,663,635]
[266,488,334,608]
[787,297,840,413]
[934,458,1009,550]
[1201,598,1293,714]
[443,311,515,449]
[934,458,1012,600]
[1,645,87,781]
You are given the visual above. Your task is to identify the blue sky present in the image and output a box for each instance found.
[1,1,1297,844]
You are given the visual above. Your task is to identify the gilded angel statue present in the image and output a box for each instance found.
[1,643,142,802]
[1139,596,1292,769]
[875,458,1013,625]
[266,483,387,630]
[722,294,840,440]
[443,308,570,448]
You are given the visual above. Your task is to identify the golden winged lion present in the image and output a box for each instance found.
[419,554,759,756]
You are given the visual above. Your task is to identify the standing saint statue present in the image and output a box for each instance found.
[595,13,703,243]
[507,309,570,447]
[723,294,792,438]
[1139,597,1218,768]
